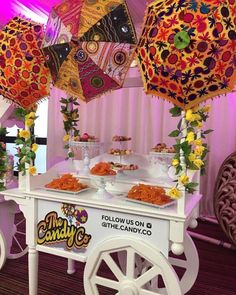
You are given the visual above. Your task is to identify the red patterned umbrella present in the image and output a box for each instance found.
[0,16,51,109]
[136,0,236,109]
[42,0,137,102]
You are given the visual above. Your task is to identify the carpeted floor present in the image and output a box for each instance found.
[0,219,235,295]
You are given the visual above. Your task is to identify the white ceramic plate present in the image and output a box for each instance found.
[43,187,91,195]
[125,197,176,209]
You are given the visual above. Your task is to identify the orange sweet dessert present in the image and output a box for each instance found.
[128,183,172,205]
[90,162,116,176]
[45,174,88,192]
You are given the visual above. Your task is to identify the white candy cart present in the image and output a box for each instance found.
[2,155,201,295]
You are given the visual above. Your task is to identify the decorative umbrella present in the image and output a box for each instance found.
[0,16,51,109]
[42,0,137,102]
[136,0,236,109]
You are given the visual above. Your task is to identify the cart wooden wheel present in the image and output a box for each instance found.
[84,237,181,295]
[0,229,7,270]
[7,212,28,259]
[118,233,198,294]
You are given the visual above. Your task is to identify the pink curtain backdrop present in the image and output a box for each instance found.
[47,74,236,216]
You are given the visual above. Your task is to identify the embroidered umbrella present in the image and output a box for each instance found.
[0,16,51,109]
[136,0,236,109]
[42,0,137,103]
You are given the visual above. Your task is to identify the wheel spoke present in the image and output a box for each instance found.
[16,230,26,236]
[15,218,25,227]
[169,257,187,268]
[102,253,124,281]
[126,248,135,278]
[13,235,24,252]
[135,255,145,273]
[136,265,161,287]
[93,275,120,290]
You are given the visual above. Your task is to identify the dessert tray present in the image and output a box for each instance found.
[125,197,176,209]
[112,135,131,141]
[109,162,138,171]
[151,143,175,153]
[126,183,174,208]
[44,187,91,195]
[75,132,99,142]
[44,174,89,193]
[109,148,133,156]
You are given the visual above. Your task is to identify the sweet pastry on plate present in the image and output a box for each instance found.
[112,135,131,141]
[109,148,132,155]
[151,143,175,153]
[45,174,88,191]
[109,162,138,171]
[77,133,99,142]
[128,183,172,205]
[90,162,116,176]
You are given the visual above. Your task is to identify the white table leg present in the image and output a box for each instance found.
[28,246,38,295]
[67,258,76,274]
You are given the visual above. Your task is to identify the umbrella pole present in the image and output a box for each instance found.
[25,119,31,192]
[177,111,187,215]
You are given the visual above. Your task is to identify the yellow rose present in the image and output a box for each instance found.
[193,114,201,121]
[193,159,204,169]
[194,145,205,157]
[186,131,195,144]
[189,153,196,162]
[202,105,211,113]
[25,112,36,119]
[179,174,189,185]
[172,158,179,167]
[167,187,181,200]
[19,129,30,139]
[25,118,34,128]
[29,166,37,175]
[32,143,38,152]
[197,121,203,129]
[194,139,202,146]
[63,134,70,142]
[185,110,195,122]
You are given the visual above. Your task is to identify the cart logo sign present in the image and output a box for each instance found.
[37,204,91,250]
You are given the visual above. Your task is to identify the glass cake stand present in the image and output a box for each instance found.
[70,141,101,175]
[149,152,175,180]
[90,175,116,199]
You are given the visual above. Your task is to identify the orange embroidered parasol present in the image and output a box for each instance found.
[0,16,51,109]
[42,0,137,103]
[136,0,236,109]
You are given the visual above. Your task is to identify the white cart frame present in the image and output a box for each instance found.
[2,162,201,295]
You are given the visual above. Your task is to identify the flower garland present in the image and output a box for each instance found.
[14,107,38,176]
[60,97,80,158]
[0,128,8,191]
[167,105,213,199]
